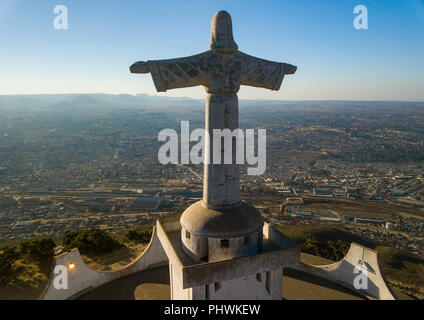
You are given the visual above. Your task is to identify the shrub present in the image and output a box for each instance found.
[0,246,21,285]
[125,229,153,244]
[301,237,350,261]
[0,238,56,287]
[62,228,121,254]
[62,230,78,250]
[1,238,55,286]
[18,237,56,261]
[11,257,48,288]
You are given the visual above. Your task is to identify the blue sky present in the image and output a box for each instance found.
[0,0,423,100]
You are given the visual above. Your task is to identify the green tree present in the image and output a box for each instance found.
[18,237,56,260]
[302,238,320,256]
[327,240,340,260]
[125,229,152,244]
[302,238,350,261]
[62,230,78,249]
[0,246,21,285]
[62,228,121,254]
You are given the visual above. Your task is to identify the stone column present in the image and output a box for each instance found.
[203,93,240,208]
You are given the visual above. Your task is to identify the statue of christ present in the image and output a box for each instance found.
[131,10,296,208]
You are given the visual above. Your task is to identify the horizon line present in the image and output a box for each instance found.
[0,93,423,103]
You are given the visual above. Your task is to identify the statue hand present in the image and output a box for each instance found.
[283,63,297,75]
[130,61,150,74]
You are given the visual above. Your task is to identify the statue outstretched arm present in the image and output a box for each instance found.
[130,52,209,92]
[239,52,297,91]
[130,61,150,74]
[283,63,297,75]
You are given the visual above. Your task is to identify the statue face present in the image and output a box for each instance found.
[210,10,238,54]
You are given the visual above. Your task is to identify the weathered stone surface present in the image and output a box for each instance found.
[203,93,240,207]
[210,10,238,54]
[180,200,263,238]
[131,11,297,297]
[130,11,296,216]
[292,243,396,300]
[142,50,295,94]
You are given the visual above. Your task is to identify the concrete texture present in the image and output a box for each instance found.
[180,200,263,238]
[78,266,170,300]
[132,50,295,94]
[157,217,300,299]
[180,200,264,262]
[209,11,238,54]
[75,266,364,300]
[282,268,364,300]
[134,283,170,300]
[206,230,261,262]
[41,226,168,300]
[41,227,397,300]
[203,93,240,207]
[293,242,396,300]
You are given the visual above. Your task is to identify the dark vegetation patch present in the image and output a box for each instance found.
[62,227,122,254]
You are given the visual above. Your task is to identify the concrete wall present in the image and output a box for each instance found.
[157,219,296,300]
[169,262,192,300]
[204,269,282,300]
[207,230,260,262]
[41,219,393,300]
[181,224,261,262]
[41,226,168,300]
[181,226,208,261]
[292,242,396,300]
[170,268,282,300]
[263,223,294,249]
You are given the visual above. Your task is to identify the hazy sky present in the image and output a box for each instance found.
[0,0,423,100]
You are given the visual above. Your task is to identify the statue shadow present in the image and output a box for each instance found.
[77,266,170,300]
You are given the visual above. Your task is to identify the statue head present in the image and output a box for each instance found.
[210,10,238,54]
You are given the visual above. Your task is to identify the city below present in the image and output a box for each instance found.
[0,94,423,299]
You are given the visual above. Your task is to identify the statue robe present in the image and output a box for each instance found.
[146,50,287,94]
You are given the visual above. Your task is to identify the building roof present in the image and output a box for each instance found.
[180,200,264,238]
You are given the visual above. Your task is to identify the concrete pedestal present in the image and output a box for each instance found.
[157,217,300,300]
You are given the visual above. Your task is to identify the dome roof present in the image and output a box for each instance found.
[180,200,264,238]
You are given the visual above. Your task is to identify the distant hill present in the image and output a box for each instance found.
[68,95,105,106]
[0,94,204,111]
[1,94,422,112]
